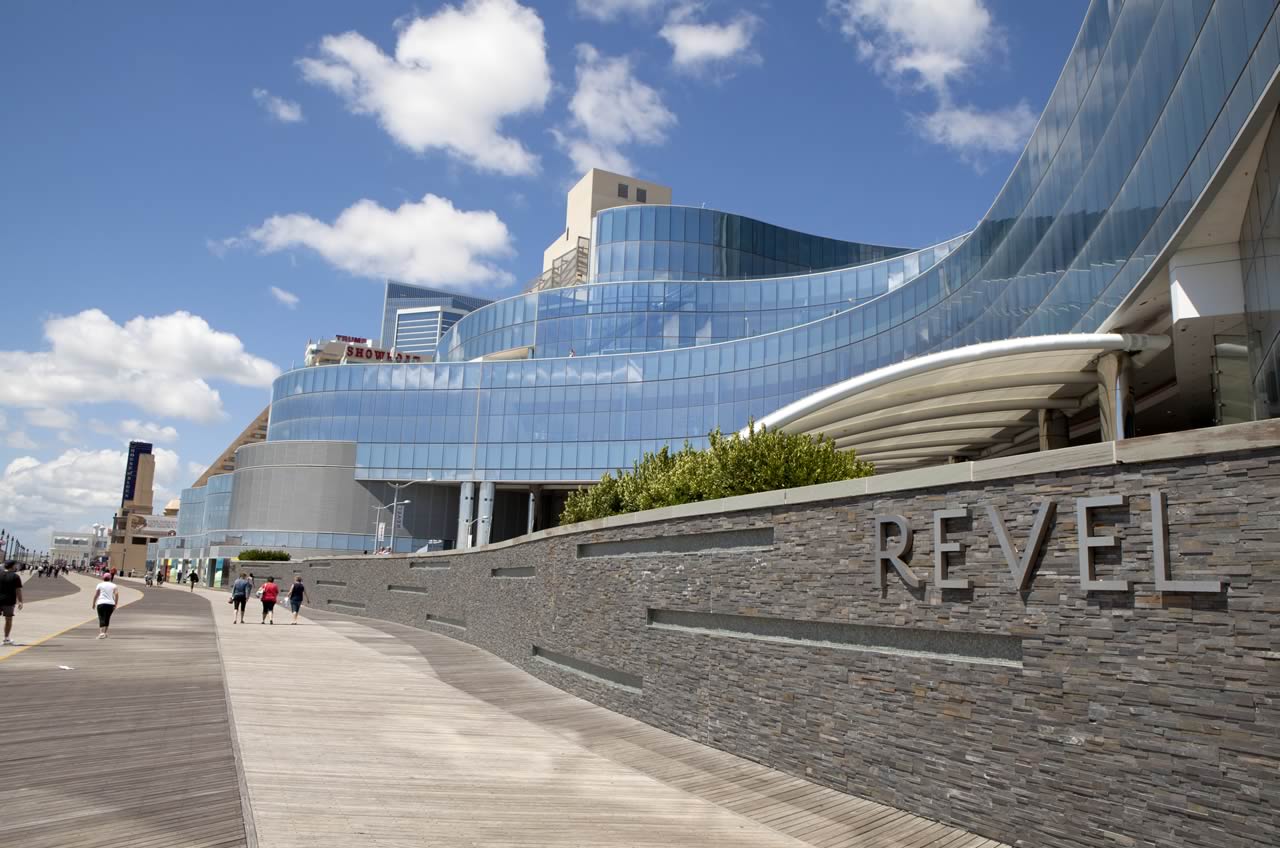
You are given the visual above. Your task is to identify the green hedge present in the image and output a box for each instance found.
[561,423,873,524]
[236,549,291,562]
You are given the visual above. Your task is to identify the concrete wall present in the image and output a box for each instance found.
[543,168,673,270]
[230,441,458,542]
[288,420,1280,848]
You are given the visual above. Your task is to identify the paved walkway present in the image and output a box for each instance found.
[3,578,1009,847]
[216,600,1007,848]
[0,582,247,848]
[17,573,80,603]
[0,573,143,661]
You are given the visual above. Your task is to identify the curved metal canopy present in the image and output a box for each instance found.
[750,333,1170,470]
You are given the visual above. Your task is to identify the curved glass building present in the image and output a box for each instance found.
[156,0,1280,572]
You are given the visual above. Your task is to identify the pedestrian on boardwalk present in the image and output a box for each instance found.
[260,576,279,624]
[287,575,309,624]
[92,572,119,639]
[1,560,24,646]
[188,568,199,592]
[229,572,252,623]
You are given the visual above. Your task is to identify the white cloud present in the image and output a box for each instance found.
[25,408,77,431]
[660,7,761,73]
[0,310,280,424]
[241,193,514,289]
[252,87,304,122]
[555,44,676,175]
[0,413,38,449]
[299,0,551,175]
[575,0,669,21]
[827,0,1033,165]
[0,446,183,539]
[827,0,1000,95]
[914,101,1037,161]
[5,431,38,450]
[270,285,300,308]
[90,419,181,444]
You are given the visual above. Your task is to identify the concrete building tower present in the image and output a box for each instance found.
[107,441,155,575]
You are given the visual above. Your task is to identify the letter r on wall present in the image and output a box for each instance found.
[875,515,923,590]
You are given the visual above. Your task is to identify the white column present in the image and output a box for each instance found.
[1038,408,1069,451]
[456,482,475,549]
[1097,351,1135,442]
[475,482,496,546]
[1168,245,1248,424]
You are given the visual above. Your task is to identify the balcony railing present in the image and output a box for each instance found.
[525,236,590,292]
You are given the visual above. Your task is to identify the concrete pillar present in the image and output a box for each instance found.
[527,485,542,535]
[1097,351,1135,442]
[1168,245,1248,426]
[1038,408,1070,451]
[456,481,475,549]
[475,482,496,546]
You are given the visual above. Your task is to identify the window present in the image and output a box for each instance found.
[617,183,629,199]
[636,187,647,203]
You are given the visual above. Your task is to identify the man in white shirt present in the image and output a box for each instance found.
[91,572,119,639]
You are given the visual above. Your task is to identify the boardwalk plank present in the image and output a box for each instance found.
[0,585,247,848]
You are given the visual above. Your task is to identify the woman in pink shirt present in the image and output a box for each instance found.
[259,576,279,625]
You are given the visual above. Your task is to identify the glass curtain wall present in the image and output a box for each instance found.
[591,206,909,283]
[1240,105,1280,418]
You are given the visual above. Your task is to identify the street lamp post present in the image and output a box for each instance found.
[372,495,412,553]
[387,498,411,553]
[461,515,490,549]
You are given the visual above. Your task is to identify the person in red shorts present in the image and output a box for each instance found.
[259,576,279,624]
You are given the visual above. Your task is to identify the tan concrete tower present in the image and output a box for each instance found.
[107,441,156,575]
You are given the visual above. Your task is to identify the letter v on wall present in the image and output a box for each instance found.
[986,500,1056,591]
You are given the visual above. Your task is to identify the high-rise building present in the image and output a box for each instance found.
[107,440,155,574]
[158,0,1280,567]
[379,283,491,359]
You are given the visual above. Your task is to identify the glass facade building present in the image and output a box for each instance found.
[590,206,909,283]
[379,282,492,358]
[158,0,1280,562]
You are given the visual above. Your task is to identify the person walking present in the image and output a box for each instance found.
[229,572,252,623]
[1,560,24,646]
[259,576,279,624]
[286,576,309,624]
[188,568,199,592]
[91,572,119,639]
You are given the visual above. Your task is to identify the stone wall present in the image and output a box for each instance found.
[286,421,1280,848]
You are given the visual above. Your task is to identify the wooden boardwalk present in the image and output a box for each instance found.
[14,572,79,603]
[3,577,1009,847]
[0,574,143,662]
[0,582,248,848]
[220,601,1008,848]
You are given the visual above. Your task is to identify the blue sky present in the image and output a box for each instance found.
[0,0,1086,548]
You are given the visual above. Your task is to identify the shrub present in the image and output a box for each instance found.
[237,549,291,562]
[561,423,873,524]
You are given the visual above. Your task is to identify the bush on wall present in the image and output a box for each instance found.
[237,549,291,561]
[561,424,873,524]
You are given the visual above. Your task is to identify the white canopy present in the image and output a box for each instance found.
[750,334,1170,471]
